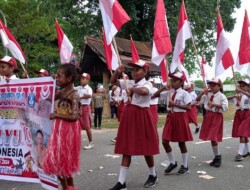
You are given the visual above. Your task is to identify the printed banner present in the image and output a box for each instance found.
[0,77,58,190]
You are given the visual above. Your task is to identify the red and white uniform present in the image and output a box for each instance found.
[187,91,198,125]
[150,87,159,125]
[115,78,159,155]
[161,88,193,142]
[199,92,228,142]
[234,94,250,137]
[75,85,93,130]
[116,87,128,122]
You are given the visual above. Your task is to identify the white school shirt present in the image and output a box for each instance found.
[75,85,93,105]
[160,88,192,112]
[233,93,250,110]
[119,78,153,108]
[118,89,129,103]
[189,91,197,105]
[199,91,228,113]
[150,87,159,105]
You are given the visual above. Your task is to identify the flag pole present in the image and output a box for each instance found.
[0,10,7,55]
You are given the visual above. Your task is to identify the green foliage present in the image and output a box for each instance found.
[223,71,250,84]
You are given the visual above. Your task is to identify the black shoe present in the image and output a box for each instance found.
[144,174,158,188]
[235,154,244,162]
[164,162,177,174]
[212,155,222,168]
[195,127,200,134]
[109,182,127,190]
[177,165,189,175]
[243,152,250,158]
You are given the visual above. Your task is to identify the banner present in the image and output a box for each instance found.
[0,77,58,190]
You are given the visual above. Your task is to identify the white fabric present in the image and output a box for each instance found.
[8,74,18,80]
[118,166,128,185]
[75,85,93,105]
[181,153,188,168]
[238,143,245,155]
[160,88,192,112]
[233,94,250,110]
[119,78,153,108]
[150,87,159,105]
[148,166,156,177]
[60,34,73,64]
[199,92,228,113]
[166,152,175,164]
[110,44,119,70]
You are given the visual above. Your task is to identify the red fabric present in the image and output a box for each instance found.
[160,59,168,83]
[162,112,193,142]
[43,119,81,176]
[177,1,188,32]
[210,95,214,101]
[150,105,159,125]
[117,102,125,122]
[239,11,250,65]
[103,29,112,70]
[237,111,250,137]
[187,105,198,125]
[79,105,91,130]
[130,36,140,63]
[221,48,234,69]
[232,110,250,137]
[201,56,206,78]
[153,0,172,54]
[115,104,159,155]
[199,111,223,142]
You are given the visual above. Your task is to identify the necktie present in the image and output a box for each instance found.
[236,95,242,106]
[172,91,177,101]
[210,95,214,102]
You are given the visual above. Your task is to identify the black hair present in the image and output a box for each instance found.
[59,63,81,82]
[36,129,43,137]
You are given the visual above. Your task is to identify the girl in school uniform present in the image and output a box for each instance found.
[0,56,19,80]
[196,78,228,167]
[184,83,200,134]
[229,79,250,161]
[149,78,159,126]
[152,72,193,175]
[109,62,159,190]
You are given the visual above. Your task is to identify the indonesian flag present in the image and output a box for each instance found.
[201,56,207,79]
[130,36,140,63]
[151,0,172,83]
[99,0,130,45]
[215,10,234,77]
[170,1,191,73]
[103,29,119,71]
[177,64,190,83]
[236,10,250,74]
[0,20,26,64]
[55,19,73,64]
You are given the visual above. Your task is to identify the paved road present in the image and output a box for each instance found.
[1,120,250,190]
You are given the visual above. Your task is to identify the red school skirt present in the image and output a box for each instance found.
[199,110,223,142]
[150,105,159,126]
[115,104,159,156]
[238,112,250,137]
[187,105,198,125]
[117,102,125,122]
[232,110,250,137]
[162,112,193,142]
[79,105,91,130]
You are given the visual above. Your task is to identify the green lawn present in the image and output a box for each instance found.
[101,103,236,129]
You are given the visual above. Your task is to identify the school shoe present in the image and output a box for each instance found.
[109,182,127,190]
[144,174,158,188]
[243,152,250,158]
[210,155,222,167]
[83,142,94,150]
[111,138,116,144]
[164,162,177,174]
[235,154,244,162]
[177,165,189,175]
[194,126,200,134]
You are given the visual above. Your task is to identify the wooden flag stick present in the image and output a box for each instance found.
[231,66,238,89]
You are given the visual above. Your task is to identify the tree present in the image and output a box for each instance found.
[87,0,241,74]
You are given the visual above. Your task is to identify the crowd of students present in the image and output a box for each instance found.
[1,56,250,190]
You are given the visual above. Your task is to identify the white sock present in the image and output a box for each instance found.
[148,166,156,177]
[118,166,128,184]
[238,143,245,155]
[245,142,250,153]
[212,146,220,156]
[166,152,175,164]
[181,153,188,168]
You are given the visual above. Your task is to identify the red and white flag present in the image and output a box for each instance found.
[215,10,234,76]
[170,1,191,73]
[0,20,26,64]
[151,0,172,83]
[99,0,130,45]
[103,29,119,71]
[201,56,207,79]
[55,19,73,64]
[130,36,140,63]
[236,10,250,74]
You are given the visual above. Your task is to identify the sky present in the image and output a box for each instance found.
[191,0,250,82]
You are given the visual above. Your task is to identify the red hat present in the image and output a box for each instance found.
[34,69,49,76]
[81,73,91,80]
[128,60,149,72]
[169,72,186,82]
[0,56,17,69]
[207,78,222,85]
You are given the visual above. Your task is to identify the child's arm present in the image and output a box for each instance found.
[168,101,191,110]
[227,95,236,100]
[129,86,149,96]
[236,88,250,98]
[110,65,125,87]
[151,86,169,99]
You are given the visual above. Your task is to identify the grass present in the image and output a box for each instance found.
[101,103,236,129]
